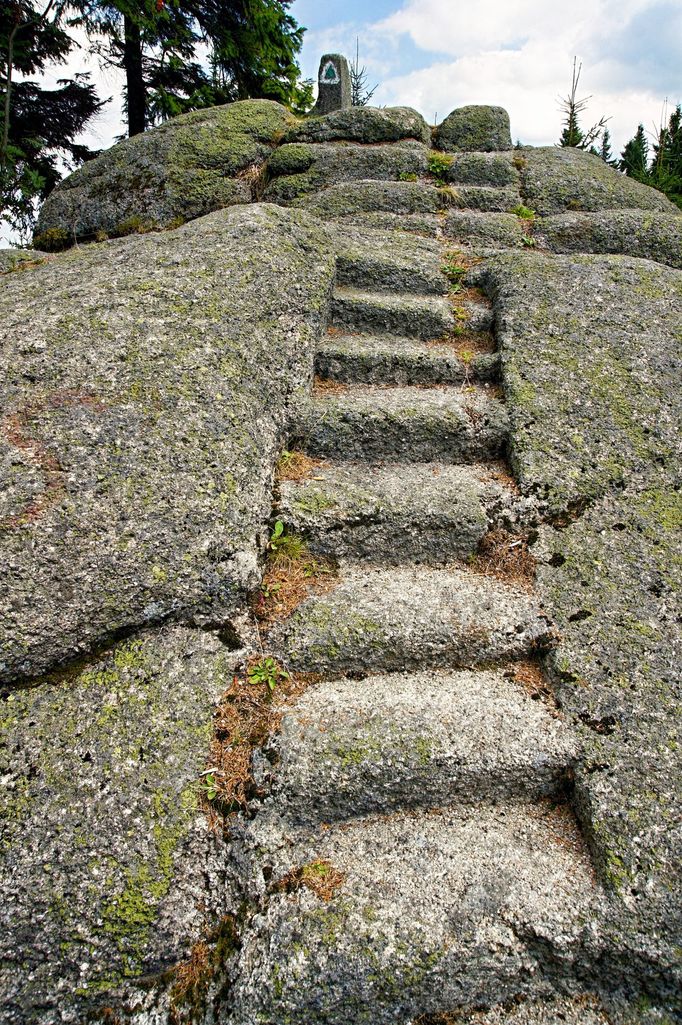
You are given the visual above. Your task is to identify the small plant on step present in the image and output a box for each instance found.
[398,171,417,182]
[427,150,454,184]
[512,203,536,220]
[276,449,326,483]
[247,656,289,694]
[255,522,336,626]
[521,234,537,248]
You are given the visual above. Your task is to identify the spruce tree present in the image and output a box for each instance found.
[1,1,103,240]
[599,128,616,166]
[619,124,650,181]
[649,105,682,208]
[558,58,609,149]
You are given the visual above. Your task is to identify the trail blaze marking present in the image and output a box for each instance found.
[321,61,340,85]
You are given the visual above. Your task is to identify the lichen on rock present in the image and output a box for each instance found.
[34,99,298,243]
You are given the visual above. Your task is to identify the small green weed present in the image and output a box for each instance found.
[269,520,306,560]
[512,203,535,219]
[247,657,289,694]
[398,171,418,182]
[427,151,454,184]
[198,769,219,801]
[521,234,536,248]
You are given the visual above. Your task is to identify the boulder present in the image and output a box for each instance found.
[0,626,240,1024]
[34,99,297,245]
[287,106,431,145]
[536,208,682,268]
[0,204,334,685]
[518,147,677,216]
[434,105,512,152]
[444,210,526,248]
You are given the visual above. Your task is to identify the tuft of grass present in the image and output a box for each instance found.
[512,203,536,219]
[427,150,454,184]
[510,660,554,702]
[512,153,528,170]
[437,185,461,207]
[278,859,346,901]
[469,529,536,590]
[521,234,537,248]
[276,449,326,483]
[398,171,418,182]
[254,523,336,627]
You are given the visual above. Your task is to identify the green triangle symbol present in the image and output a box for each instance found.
[324,64,337,81]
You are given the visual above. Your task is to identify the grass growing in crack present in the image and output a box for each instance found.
[276,449,326,483]
[254,522,336,627]
[509,660,555,704]
[278,859,346,901]
[469,528,536,590]
[200,657,313,819]
[512,203,536,219]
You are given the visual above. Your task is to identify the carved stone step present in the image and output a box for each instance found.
[297,384,508,463]
[269,563,551,676]
[256,669,577,824]
[331,287,454,339]
[229,803,601,1024]
[278,460,502,564]
[316,334,499,386]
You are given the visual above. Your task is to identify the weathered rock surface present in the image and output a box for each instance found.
[227,803,601,1024]
[269,563,551,675]
[439,151,519,186]
[518,147,678,216]
[434,105,513,152]
[445,210,527,248]
[287,105,431,145]
[536,208,682,268]
[482,250,682,1006]
[256,669,577,822]
[0,204,334,684]
[263,140,428,202]
[278,460,499,563]
[0,248,46,272]
[34,99,297,243]
[0,626,239,1023]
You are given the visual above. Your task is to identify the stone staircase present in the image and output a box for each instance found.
[226,222,605,1023]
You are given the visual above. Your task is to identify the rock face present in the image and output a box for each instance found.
[4,93,682,1025]
[0,204,333,684]
[434,104,513,151]
[518,146,677,215]
[0,627,240,1022]
[34,99,297,243]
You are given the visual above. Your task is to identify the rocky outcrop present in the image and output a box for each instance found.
[286,105,431,145]
[518,146,678,215]
[4,93,681,1025]
[0,203,333,684]
[34,99,297,244]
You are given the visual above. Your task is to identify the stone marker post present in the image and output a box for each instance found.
[313,53,351,115]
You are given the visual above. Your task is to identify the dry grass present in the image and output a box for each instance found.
[278,859,346,901]
[170,940,211,1004]
[253,532,337,628]
[428,330,496,357]
[509,660,554,702]
[276,449,326,483]
[200,659,320,822]
[313,376,348,396]
[478,460,520,494]
[469,529,536,590]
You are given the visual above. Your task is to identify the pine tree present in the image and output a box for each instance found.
[558,58,609,150]
[77,0,307,137]
[599,127,617,166]
[649,105,682,208]
[350,38,377,107]
[619,124,649,181]
[1,1,103,240]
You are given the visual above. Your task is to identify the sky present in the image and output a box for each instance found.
[3,0,681,245]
